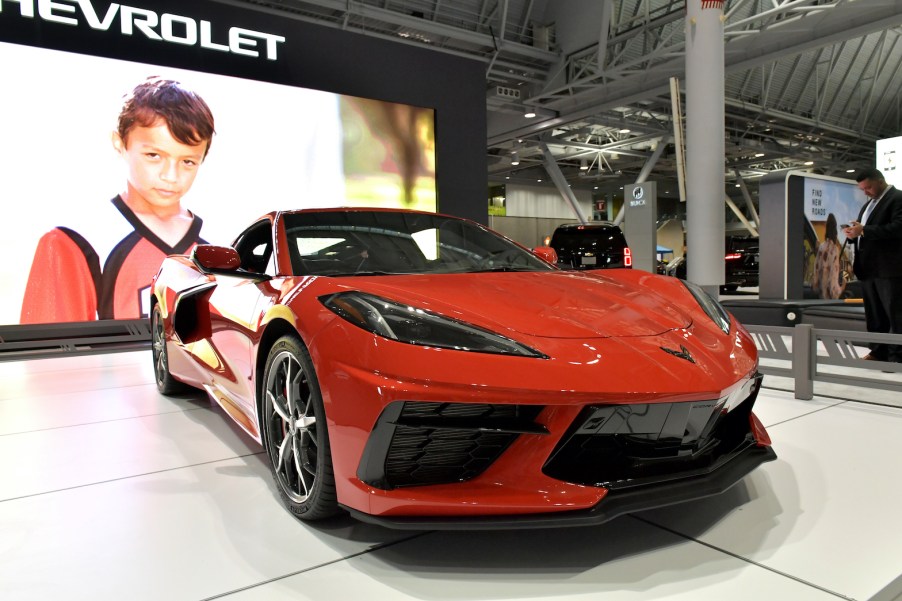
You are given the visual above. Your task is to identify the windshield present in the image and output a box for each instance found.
[283,211,554,276]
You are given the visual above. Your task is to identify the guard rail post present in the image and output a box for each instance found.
[792,323,815,400]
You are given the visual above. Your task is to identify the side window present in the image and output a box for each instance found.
[233,220,274,274]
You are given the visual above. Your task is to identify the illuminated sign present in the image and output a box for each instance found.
[0,0,286,60]
[877,135,902,189]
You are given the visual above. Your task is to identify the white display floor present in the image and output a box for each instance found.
[1,350,901,601]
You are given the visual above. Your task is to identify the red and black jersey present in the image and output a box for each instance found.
[19,227,102,324]
[20,196,204,324]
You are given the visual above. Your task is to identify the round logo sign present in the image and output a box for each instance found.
[632,186,644,200]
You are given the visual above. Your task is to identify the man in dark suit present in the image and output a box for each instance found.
[843,168,902,362]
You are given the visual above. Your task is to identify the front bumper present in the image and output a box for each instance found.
[312,315,767,523]
[343,443,776,530]
[330,371,774,528]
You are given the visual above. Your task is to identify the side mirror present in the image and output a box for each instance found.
[192,245,241,272]
[532,246,558,264]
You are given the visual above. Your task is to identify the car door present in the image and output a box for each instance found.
[204,219,276,426]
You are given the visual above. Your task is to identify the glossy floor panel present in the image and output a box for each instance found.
[1,350,900,601]
[218,518,844,601]
[639,400,902,600]
[0,454,419,601]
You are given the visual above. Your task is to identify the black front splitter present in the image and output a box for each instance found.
[341,445,777,531]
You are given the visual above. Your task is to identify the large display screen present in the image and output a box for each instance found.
[0,40,435,325]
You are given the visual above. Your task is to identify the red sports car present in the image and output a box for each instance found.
[151,208,775,529]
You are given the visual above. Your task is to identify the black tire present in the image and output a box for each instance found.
[261,336,338,521]
[151,303,190,395]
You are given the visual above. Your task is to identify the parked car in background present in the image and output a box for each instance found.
[548,222,632,270]
[723,236,759,291]
[664,236,760,292]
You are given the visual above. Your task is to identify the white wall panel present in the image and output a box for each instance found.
[505,184,592,219]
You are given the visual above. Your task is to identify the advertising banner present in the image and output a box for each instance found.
[802,176,866,299]
[0,2,436,325]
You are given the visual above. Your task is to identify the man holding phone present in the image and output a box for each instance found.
[843,168,902,362]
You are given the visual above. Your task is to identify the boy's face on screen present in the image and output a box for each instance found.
[113,120,207,214]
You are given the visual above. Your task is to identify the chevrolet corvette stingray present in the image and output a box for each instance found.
[150,208,775,529]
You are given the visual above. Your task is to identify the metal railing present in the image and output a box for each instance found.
[0,319,151,362]
[746,323,902,399]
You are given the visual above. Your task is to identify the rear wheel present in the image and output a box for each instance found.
[151,304,189,395]
[262,336,338,521]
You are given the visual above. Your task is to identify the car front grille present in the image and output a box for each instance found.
[357,402,546,490]
[543,376,763,490]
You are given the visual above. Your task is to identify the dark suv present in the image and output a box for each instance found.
[548,223,632,270]
[672,236,760,290]
[723,236,759,291]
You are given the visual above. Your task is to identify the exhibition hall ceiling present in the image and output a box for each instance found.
[224,0,902,199]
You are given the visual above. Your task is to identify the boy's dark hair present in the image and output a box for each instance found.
[118,77,215,159]
[855,168,885,183]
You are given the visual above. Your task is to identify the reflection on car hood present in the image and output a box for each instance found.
[346,270,692,339]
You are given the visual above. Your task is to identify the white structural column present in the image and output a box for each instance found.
[685,0,726,294]
[540,142,589,224]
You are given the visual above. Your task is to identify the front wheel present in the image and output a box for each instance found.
[262,336,338,521]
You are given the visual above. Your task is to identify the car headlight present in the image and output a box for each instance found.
[320,292,546,358]
[681,280,731,334]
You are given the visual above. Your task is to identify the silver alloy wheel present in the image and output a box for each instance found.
[151,307,167,388]
[265,349,319,504]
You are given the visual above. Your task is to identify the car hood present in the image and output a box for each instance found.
[336,270,692,339]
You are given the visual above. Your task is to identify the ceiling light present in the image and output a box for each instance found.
[510,151,519,165]
[619,128,631,134]
[803,161,814,166]
[754,153,765,157]
[524,107,557,119]
[846,169,855,173]
[580,159,588,171]
[396,31,433,44]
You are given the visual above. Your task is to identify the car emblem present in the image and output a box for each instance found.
[660,345,696,364]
